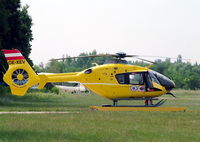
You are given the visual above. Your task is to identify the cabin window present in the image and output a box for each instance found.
[116,72,144,85]
[129,73,144,85]
[115,74,128,84]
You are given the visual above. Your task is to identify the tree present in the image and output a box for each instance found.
[0,0,33,82]
[45,61,63,73]
[177,54,182,63]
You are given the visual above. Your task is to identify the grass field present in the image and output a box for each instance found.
[0,90,200,142]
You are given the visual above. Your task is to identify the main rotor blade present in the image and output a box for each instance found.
[138,55,191,61]
[50,54,139,61]
[124,55,138,57]
[136,58,156,64]
[50,54,111,61]
[50,52,190,63]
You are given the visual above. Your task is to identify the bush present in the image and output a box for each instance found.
[0,86,10,96]
[51,87,60,94]
[45,83,54,90]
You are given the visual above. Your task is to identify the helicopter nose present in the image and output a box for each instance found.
[157,76,175,91]
[150,70,175,91]
[164,80,175,91]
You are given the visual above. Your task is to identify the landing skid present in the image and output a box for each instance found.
[102,97,167,107]
[90,98,186,112]
[90,106,186,112]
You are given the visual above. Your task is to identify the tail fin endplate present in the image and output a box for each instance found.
[2,49,40,96]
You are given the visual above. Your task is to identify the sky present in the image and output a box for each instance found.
[21,0,200,65]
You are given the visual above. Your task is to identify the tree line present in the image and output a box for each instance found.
[0,0,33,82]
[34,51,200,90]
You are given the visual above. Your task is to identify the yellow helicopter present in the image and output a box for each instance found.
[1,49,175,107]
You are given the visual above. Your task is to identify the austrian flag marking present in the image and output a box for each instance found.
[2,49,25,60]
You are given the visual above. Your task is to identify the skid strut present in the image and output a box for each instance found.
[113,100,118,106]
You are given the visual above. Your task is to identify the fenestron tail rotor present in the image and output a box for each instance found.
[12,69,29,86]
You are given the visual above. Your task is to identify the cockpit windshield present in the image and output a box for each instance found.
[148,71,160,84]
[149,70,175,88]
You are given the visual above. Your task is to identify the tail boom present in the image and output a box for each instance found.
[37,73,80,89]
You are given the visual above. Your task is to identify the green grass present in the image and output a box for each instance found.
[0,90,200,142]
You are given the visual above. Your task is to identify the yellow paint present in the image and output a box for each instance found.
[90,106,186,112]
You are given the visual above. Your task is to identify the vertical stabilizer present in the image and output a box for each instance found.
[2,49,40,96]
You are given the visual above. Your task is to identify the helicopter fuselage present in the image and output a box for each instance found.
[2,49,175,101]
[38,63,174,100]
